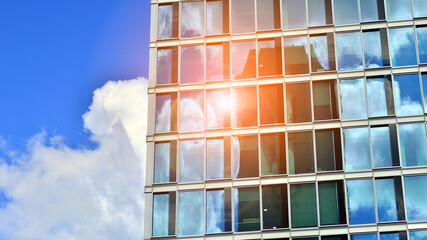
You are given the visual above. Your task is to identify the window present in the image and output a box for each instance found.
[231,0,255,34]
[258,38,282,76]
[288,131,314,174]
[343,127,371,171]
[284,36,309,75]
[232,40,256,79]
[410,230,427,240]
[310,34,336,72]
[324,236,348,240]
[423,74,427,113]
[232,87,257,127]
[207,43,230,81]
[234,187,260,231]
[286,83,312,123]
[257,0,280,31]
[416,27,427,64]
[158,3,178,39]
[156,93,177,133]
[181,45,204,84]
[347,179,376,225]
[180,91,204,132]
[259,84,284,124]
[308,0,333,27]
[178,191,204,236]
[206,189,232,233]
[233,135,259,178]
[363,29,390,68]
[380,232,407,240]
[262,184,288,229]
[371,125,399,168]
[291,183,317,228]
[334,0,359,25]
[316,129,342,172]
[375,177,405,222]
[399,123,427,167]
[360,0,385,22]
[336,32,363,71]
[282,0,307,29]
[179,140,204,182]
[319,181,346,225]
[207,138,231,180]
[207,0,229,35]
[153,192,176,237]
[181,1,204,38]
[261,133,286,175]
[157,47,178,85]
[413,0,427,18]
[393,74,423,116]
[352,234,378,240]
[405,175,427,221]
[386,0,412,20]
[207,89,230,129]
[389,28,417,67]
[313,80,339,120]
[340,79,367,120]
[154,141,176,183]
[367,76,394,117]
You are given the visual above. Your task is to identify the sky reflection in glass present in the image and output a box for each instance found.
[399,123,427,167]
[308,0,328,27]
[340,79,367,120]
[405,175,427,221]
[206,44,224,81]
[367,78,388,117]
[363,31,384,68]
[157,48,173,85]
[181,45,204,84]
[334,0,359,25]
[180,91,204,132]
[153,194,169,236]
[154,142,170,183]
[282,0,307,29]
[380,233,402,240]
[343,127,371,171]
[351,234,378,240]
[158,4,173,39]
[232,41,256,79]
[207,190,225,233]
[207,139,224,180]
[410,231,427,240]
[413,0,427,18]
[179,140,204,182]
[389,28,417,67]
[337,32,363,71]
[417,27,427,64]
[360,0,380,21]
[347,179,376,225]
[207,90,230,129]
[156,94,172,133]
[207,0,224,35]
[371,126,393,168]
[310,35,334,72]
[178,191,204,236]
[181,2,204,38]
[393,74,423,116]
[386,0,412,20]
[422,74,427,113]
[375,178,398,222]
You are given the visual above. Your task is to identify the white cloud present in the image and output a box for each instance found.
[0,77,148,240]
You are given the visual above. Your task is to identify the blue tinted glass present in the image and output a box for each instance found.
[413,0,427,18]
[282,0,307,29]
[352,234,378,240]
[154,142,170,183]
[405,175,427,221]
[386,0,412,20]
[340,79,367,120]
[337,32,363,71]
[347,179,376,225]
[360,0,379,21]
[410,231,427,240]
[394,74,423,116]
[207,139,224,180]
[363,31,384,68]
[371,127,393,168]
[367,78,388,117]
[399,123,427,167]
[207,190,225,233]
[181,2,204,38]
[153,194,169,236]
[181,45,204,84]
[389,28,417,67]
[416,27,427,64]
[232,0,255,34]
[308,0,327,26]
[343,128,372,171]
[334,0,359,25]
[179,140,204,182]
[380,233,401,240]
[178,191,204,236]
[180,91,204,132]
[158,5,173,39]
[375,178,398,222]
[422,74,427,113]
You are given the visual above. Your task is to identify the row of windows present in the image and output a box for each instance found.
[157,27,427,85]
[154,122,427,184]
[155,74,427,133]
[152,175,427,237]
[157,0,427,40]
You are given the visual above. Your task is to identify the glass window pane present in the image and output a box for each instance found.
[423,74,427,113]
[286,83,312,123]
[153,194,170,236]
[308,0,332,27]
[260,84,284,124]
[234,187,260,231]
[375,177,405,222]
[178,191,204,236]
[310,34,336,72]
[232,41,256,79]
[290,183,318,228]
[289,132,314,174]
[233,135,259,178]
[319,181,346,225]
[282,0,307,29]
[179,140,204,182]
[347,179,376,225]
[181,2,204,38]
[334,0,359,25]
[367,77,392,117]
[156,93,176,133]
[393,74,423,116]
[416,27,427,64]
[313,80,339,120]
[386,0,412,20]
[207,189,230,233]
[337,32,363,71]
[155,142,172,183]
[180,91,204,132]
[399,123,427,167]
[284,36,309,75]
[157,48,177,85]
[389,27,417,67]
[257,0,280,30]
[231,0,255,34]
[259,38,282,76]
[181,45,204,84]
[207,0,226,35]
[413,0,427,18]
[207,43,229,81]
[360,0,382,21]
[261,133,286,176]
[340,79,368,120]
[343,127,371,171]
[371,126,394,168]
[380,232,407,240]
[262,184,288,229]
[363,30,389,68]
[232,87,257,127]
[207,139,225,180]
[410,230,427,240]
[158,4,177,39]
[316,129,342,172]
[207,89,230,129]
[405,175,427,221]
[351,234,378,240]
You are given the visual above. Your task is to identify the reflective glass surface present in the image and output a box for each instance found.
[181,45,204,84]
[410,230,427,240]
[367,77,389,117]
[207,190,225,233]
[234,187,260,231]
[262,185,288,229]
[334,0,359,25]
[180,91,204,132]
[423,74,427,113]
[154,142,170,183]
[380,233,405,240]
[360,0,381,21]
[284,36,309,75]
[291,184,317,228]
[156,94,173,133]
[179,140,204,182]
[282,0,307,29]
[347,179,376,225]
[310,34,335,72]
[340,79,367,120]
[257,0,280,30]
[405,175,427,221]
[343,127,371,171]
[157,48,173,85]
[207,90,230,129]
[371,126,394,168]
[286,83,312,123]
[178,191,204,236]
[258,38,282,76]
[181,2,204,38]
[399,123,427,167]
[207,0,224,35]
[231,0,255,34]
[259,84,284,124]
[336,32,363,71]
[319,181,346,225]
[232,41,256,79]
[389,28,417,67]
[261,133,286,175]
[153,194,170,236]
[393,74,423,116]
[207,139,224,180]
[363,31,386,68]
[207,44,225,81]
[375,178,404,222]
[232,87,257,127]
[316,129,342,172]
[288,132,314,174]
[313,80,339,120]
[386,0,412,20]
[413,0,427,18]
[308,0,331,27]
[233,135,259,178]
[158,4,174,39]
[352,234,378,240]
[417,27,427,64]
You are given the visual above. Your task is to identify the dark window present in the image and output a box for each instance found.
[316,129,342,172]
[319,181,346,225]
[259,84,284,124]
[284,36,309,75]
[261,133,286,176]
[286,83,312,123]
[233,135,259,178]
[263,184,288,229]
[291,183,318,227]
[258,38,282,76]
[234,187,260,231]
[288,131,314,174]
[313,80,339,120]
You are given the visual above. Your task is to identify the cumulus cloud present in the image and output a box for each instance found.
[0,77,148,240]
